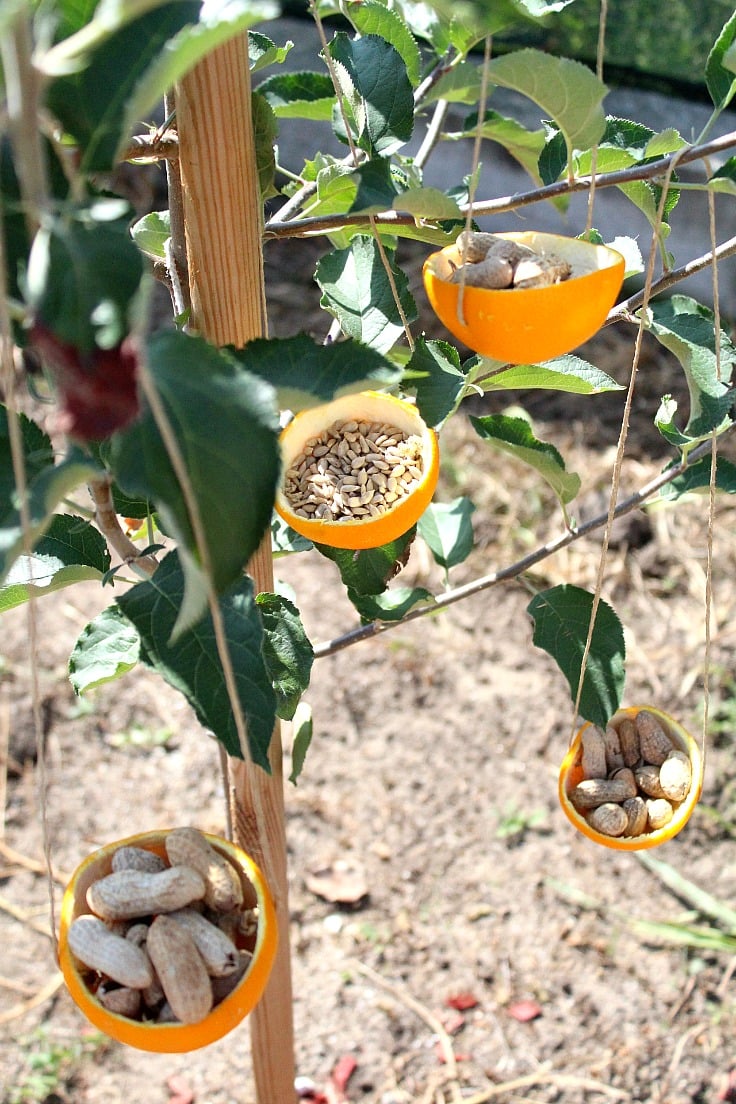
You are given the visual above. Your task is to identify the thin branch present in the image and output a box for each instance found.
[608,235,736,322]
[313,430,733,659]
[119,131,179,163]
[88,476,158,577]
[264,130,736,241]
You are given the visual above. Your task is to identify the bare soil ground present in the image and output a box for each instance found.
[2,238,736,1104]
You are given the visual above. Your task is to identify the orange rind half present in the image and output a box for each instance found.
[559,706,703,851]
[275,391,439,550]
[58,829,277,1052]
[422,231,625,364]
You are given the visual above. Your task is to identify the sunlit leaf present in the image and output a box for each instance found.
[130,209,170,261]
[69,605,141,695]
[706,9,736,110]
[328,32,414,156]
[485,49,607,161]
[473,353,623,396]
[257,71,335,120]
[418,497,475,571]
[348,585,434,622]
[315,236,417,354]
[659,456,736,501]
[405,337,465,427]
[644,296,736,439]
[470,413,581,505]
[227,333,402,412]
[0,514,110,614]
[289,700,313,784]
[527,585,625,728]
[344,0,422,87]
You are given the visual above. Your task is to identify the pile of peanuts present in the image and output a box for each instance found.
[568,710,693,838]
[67,828,255,1025]
[283,418,424,522]
[449,231,573,290]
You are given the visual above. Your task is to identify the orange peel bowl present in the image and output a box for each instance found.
[275,391,439,550]
[559,706,703,851]
[422,231,625,364]
[58,830,278,1052]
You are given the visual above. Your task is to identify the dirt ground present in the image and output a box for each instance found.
[2,237,736,1104]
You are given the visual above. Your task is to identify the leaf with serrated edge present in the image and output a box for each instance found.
[644,296,736,438]
[256,592,314,721]
[470,413,581,505]
[227,333,401,412]
[527,585,625,728]
[476,354,623,396]
[315,236,416,354]
[0,514,110,613]
[116,552,276,768]
[348,585,434,623]
[485,50,607,159]
[69,606,141,695]
[406,337,465,427]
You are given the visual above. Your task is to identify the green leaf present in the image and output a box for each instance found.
[315,236,416,354]
[256,592,314,721]
[271,515,313,555]
[347,585,434,622]
[69,605,141,695]
[527,585,625,728]
[706,9,736,110]
[0,514,110,613]
[327,32,414,156]
[418,498,475,571]
[644,296,736,439]
[249,30,293,73]
[289,700,314,784]
[659,456,736,501]
[43,3,200,171]
[470,413,581,505]
[0,408,55,515]
[485,50,607,162]
[118,1,280,162]
[344,0,423,87]
[109,330,280,634]
[405,337,465,427]
[654,396,692,449]
[474,354,623,396]
[448,110,546,186]
[27,204,144,353]
[1,447,102,585]
[130,209,170,261]
[636,851,736,933]
[252,92,279,201]
[422,60,482,106]
[257,71,335,120]
[227,333,402,412]
[708,156,736,195]
[117,552,277,769]
[315,528,417,596]
[393,187,462,221]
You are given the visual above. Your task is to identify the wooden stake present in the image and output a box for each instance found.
[176,38,296,1104]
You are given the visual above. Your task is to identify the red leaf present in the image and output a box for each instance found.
[331,1055,357,1094]
[445,992,479,1011]
[506,999,542,1023]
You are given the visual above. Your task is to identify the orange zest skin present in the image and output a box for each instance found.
[58,830,278,1053]
[275,392,439,551]
[422,231,625,364]
[558,706,703,852]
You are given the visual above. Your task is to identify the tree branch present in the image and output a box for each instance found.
[263,130,736,241]
[312,430,732,659]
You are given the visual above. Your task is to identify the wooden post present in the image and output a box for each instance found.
[175,38,296,1104]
